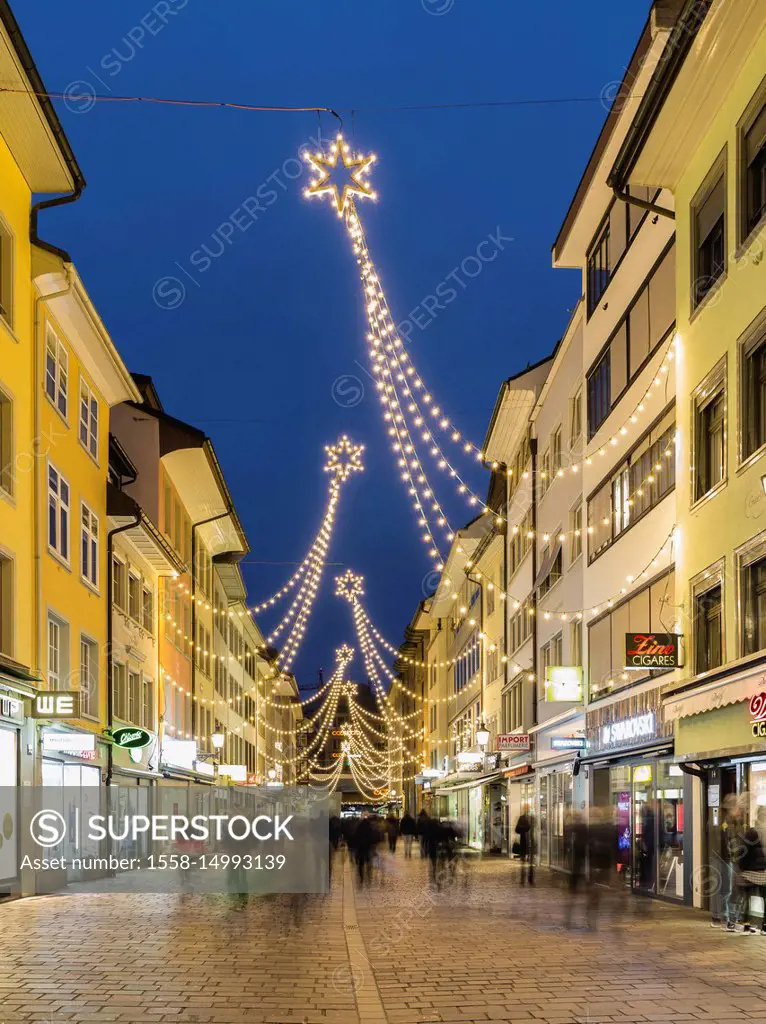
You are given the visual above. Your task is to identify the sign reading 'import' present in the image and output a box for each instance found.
[496,734,531,752]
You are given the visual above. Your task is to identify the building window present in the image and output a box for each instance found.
[588,570,674,698]
[509,513,533,576]
[142,677,154,729]
[570,388,582,448]
[569,501,583,563]
[0,218,13,326]
[47,615,69,691]
[540,448,551,496]
[503,677,523,732]
[587,242,676,437]
[127,670,140,725]
[739,537,766,658]
[128,572,141,622]
[570,619,583,668]
[510,599,533,653]
[693,362,726,502]
[80,636,98,719]
[692,164,726,307]
[0,386,12,496]
[112,556,126,611]
[541,633,563,679]
[486,576,495,617]
[45,326,68,419]
[0,552,12,656]
[588,406,676,560]
[740,89,766,241]
[47,464,70,562]
[741,321,766,463]
[78,377,99,460]
[142,585,153,633]
[587,221,610,315]
[551,426,562,476]
[113,661,126,721]
[80,504,99,589]
[538,542,563,598]
[694,580,723,675]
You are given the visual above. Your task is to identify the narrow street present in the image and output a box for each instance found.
[3,852,766,1024]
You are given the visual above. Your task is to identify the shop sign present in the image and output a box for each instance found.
[194,760,215,778]
[110,727,152,750]
[601,711,656,748]
[0,695,23,722]
[218,764,247,782]
[504,763,532,779]
[31,691,80,719]
[544,666,583,704]
[496,733,531,752]
[42,731,96,753]
[246,772,261,786]
[161,738,197,771]
[625,633,680,669]
[422,767,445,779]
[483,752,501,772]
[550,736,586,751]
[749,692,766,738]
[455,752,483,772]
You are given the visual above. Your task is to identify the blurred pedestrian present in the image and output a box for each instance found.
[385,812,400,854]
[417,809,430,859]
[400,810,417,858]
[711,794,739,931]
[586,806,617,930]
[736,804,766,934]
[563,810,588,929]
[354,813,381,887]
[515,805,536,886]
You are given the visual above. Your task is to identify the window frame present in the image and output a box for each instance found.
[0,214,14,329]
[80,502,99,591]
[690,559,726,676]
[736,532,766,660]
[47,613,69,692]
[44,324,69,422]
[0,548,14,657]
[691,356,728,508]
[79,633,99,721]
[691,149,728,313]
[738,307,766,470]
[78,374,99,462]
[570,386,582,449]
[737,75,766,250]
[47,462,71,565]
[569,499,583,565]
[0,383,13,498]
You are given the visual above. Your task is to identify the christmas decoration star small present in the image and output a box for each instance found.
[324,435,364,481]
[302,134,377,217]
[335,570,365,603]
[336,643,355,664]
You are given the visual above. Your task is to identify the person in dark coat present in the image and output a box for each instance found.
[586,807,617,930]
[400,811,417,858]
[417,809,430,858]
[515,806,536,885]
[563,810,588,929]
[354,813,380,886]
[735,806,766,933]
[385,813,399,854]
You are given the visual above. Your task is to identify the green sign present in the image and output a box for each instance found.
[110,727,152,749]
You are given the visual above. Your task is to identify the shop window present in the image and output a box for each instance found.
[80,636,98,719]
[45,325,68,419]
[739,83,766,242]
[740,318,766,463]
[0,552,12,656]
[739,537,766,657]
[78,376,98,460]
[692,360,726,502]
[692,161,726,307]
[588,570,674,698]
[0,386,13,497]
[693,579,723,675]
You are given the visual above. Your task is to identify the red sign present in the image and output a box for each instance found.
[496,733,531,752]
[750,693,766,737]
[625,633,680,668]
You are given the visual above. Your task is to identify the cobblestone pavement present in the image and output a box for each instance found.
[2,851,766,1024]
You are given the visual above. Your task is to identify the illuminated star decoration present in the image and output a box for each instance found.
[336,643,355,665]
[335,570,365,604]
[302,134,377,217]
[324,435,365,482]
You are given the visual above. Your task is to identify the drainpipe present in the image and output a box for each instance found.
[31,186,84,261]
[530,437,539,728]
[105,511,141,785]
[611,186,675,221]
[191,511,230,738]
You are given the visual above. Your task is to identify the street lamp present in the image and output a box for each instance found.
[211,732,224,751]
[477,722,490,748]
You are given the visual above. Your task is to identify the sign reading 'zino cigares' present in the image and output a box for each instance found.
[624,633,680,669]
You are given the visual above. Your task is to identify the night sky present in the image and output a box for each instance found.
[22,1,648,688]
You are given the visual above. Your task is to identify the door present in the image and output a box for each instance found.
[706,765,736,910]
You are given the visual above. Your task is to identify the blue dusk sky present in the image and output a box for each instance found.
[21,0,649,686]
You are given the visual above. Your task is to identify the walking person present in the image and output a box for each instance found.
[711,795,739,931]
[515,805,536,886]
[736,804,766,934]
[563,810,588,930]
[400,810,417,858]
[385,812,399,854]
[417,808,430,859]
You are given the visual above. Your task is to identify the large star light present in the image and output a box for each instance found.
[302,134,377,217]
[324,435,364,482]
[335,570,365,603]
[336,643,355,664]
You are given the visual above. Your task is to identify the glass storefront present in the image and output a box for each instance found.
[595,756,684,899]
[0,727,18,885]
[536,770,575,872]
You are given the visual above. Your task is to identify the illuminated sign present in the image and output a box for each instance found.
[0,695,22,721]
[111,727,152,749]
[455,752,484,772]
[750,693,766,738]
[42,731,96,753]
[194,760,215,778]
[161,738,197,771]
[601,711,656,748]
[496,734,531,752]
[550,736,586,751]
[218,764,247,782]
[31,691,81,719]
[625,633,680,669]
[545,667,584,704]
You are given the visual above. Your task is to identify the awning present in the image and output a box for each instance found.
[533,541,562,590]
[432,770,503,794]
[0,653,42,698]
[664,661,766,723]
[579,739,673,767]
